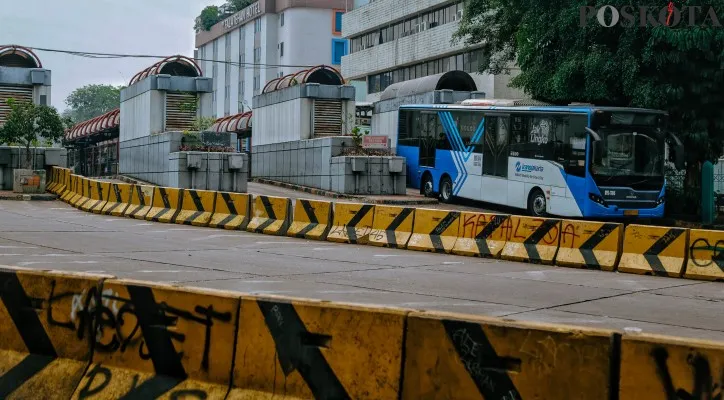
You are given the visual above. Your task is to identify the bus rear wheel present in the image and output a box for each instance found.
[528,188,547,217]
[439,176,453,203]
[421,174,434,197]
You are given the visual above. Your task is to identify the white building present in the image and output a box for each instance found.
[341,0,526,102]
[194,0,351,118]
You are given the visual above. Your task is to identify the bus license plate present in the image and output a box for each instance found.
[624,210,639,216]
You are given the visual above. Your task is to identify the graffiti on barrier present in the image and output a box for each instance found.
[652,347,723,399]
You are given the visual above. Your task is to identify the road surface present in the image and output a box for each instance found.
[0,200,721,340]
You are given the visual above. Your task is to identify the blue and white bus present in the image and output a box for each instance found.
[396,100,685,218]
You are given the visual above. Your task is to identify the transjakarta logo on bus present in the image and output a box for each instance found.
[515,162,544,173]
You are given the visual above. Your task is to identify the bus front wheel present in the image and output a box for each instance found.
[528,188,547,217]
[421,174,434,197]
[439,176,453,203]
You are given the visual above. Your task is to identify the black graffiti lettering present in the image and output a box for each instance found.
[652,346,723,399]
[170,389,209,399]
[78,364,112,400]
[689,238,724,269]
[194,305,232,371]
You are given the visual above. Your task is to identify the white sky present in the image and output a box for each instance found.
[0,0,221,112]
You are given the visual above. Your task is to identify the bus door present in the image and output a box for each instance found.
[480,113,511,205]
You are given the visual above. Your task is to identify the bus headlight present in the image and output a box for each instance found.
[656,196,665,205]
[589,193,608,207]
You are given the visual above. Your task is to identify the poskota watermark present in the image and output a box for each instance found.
[580,3,722,27]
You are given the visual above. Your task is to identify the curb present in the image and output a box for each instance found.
[0,193,58,201]
[251,178,439,205]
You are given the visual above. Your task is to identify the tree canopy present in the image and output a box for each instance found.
[0,99,65,168]
[195,0,255,32]
[63,84,123,124]
[455,0,724,176]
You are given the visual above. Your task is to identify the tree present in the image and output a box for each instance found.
[64,84,123,124]
[0,99,65,169]
[455,0,724,205]
[228,0,254,12]
[194,1,254,32]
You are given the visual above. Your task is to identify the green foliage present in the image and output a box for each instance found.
[455,0,724,191]
[0,98,65,168]
[193,116,217,131]
[194,1,255,32]
[64,84,123,123]
[178,95,199,114]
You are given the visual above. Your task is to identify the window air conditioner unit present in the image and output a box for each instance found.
[456,9,463,20]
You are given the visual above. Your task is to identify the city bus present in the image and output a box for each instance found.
[396,100,685,218]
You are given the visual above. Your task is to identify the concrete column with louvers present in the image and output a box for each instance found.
[165,92,198,131]
[0,86,33,125]
[313,99,343,137]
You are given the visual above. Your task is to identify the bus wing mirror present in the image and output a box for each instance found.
[585,127,602,141]
[668,133,685,170]
[592,141,604,164]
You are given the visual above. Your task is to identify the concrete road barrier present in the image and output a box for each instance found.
[367,205,415,248]
[56,168,70,197]
[555,220,623,271]
[452,212,510,258]
[685,229,724,281]
[229,297,406,399]
[171,188,216,227]
[209,192,251,230]
[619,333,724,399]
[246,195,292,236]
[618,225,689,277]
[61,175,79,203]
[326,202,377,244]
[287,199,333,241]
[402,311,615,399]
[71,279,240,399]
[78,180,101,213]
[89,181,110,214]
[501,216,561,264]
[46,167,60,193]
[71,178,91,209]
[407,209,461,254]
[100,183,132,217]
[0,267,105,399]
[144,187,179,223]
[123,185,154,220]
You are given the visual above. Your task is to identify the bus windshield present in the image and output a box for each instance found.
[591,127,665,177]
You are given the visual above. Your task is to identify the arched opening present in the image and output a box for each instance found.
[0,45,42,68]
[380,70,478,101]
[158,60,201,78]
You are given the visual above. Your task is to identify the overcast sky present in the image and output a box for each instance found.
[0,0,220,113]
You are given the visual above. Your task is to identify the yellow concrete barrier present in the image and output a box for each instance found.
[0,267,105,399]
[618,225,689,277]
[46,167,60,193]
[100,183,132,217]
[287,199,334,240]
[555,220,623,271]
[402,311,615,399]
[452,212,510,258]
[123,185,154,220]
[171,188,216,227]
[56,168,70,197]
[72,178,93,210]
[144,186,180,223]
[501,216,561,264]
[71,279,240,399]
[228,296,406,399]
[209,192,250,230]
[326,202,377,244]
[619,333,724,399]
[61,174,79,203]
[89,181,111,214]
[367,205,415,248]
[407,208,461,253]
[246,195,292,236]
[685,229,724,281]
[78,179,100,212]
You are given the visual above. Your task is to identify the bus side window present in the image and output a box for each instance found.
[510,114,531,158]
[562,115,588,177]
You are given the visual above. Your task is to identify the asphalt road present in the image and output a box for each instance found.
[0,200,722,341]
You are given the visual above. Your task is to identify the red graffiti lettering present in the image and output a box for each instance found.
[500,218,514,240]
[463,215,477,238]
[513,219,527,240]
[560,223,579,248]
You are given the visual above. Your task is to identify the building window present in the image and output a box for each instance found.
[334,11,344,34]
[279,42,284,57]
[254,18,261,33]
[280,12,284,26]
[331,39,347,65]
[253,47,261,63]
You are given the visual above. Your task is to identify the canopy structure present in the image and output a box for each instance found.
[65,108,120,142]
[129,55,202,86]
[262,65,344,94]
[379,70,477,101]
[0,45,42,68]
[208,111,252,138]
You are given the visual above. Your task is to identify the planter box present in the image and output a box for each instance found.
[13,169,46,194]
